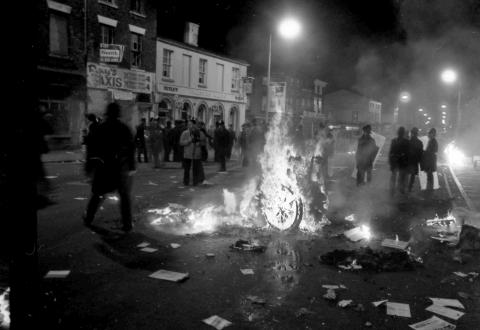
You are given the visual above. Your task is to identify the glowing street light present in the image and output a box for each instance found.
[441,69,458,84]
[418,108,423,112]
[441,104,447,109]
[423,113,428,117]
[399,91,411,103]
[428,117,432,120]
[266,17,302,122]
[440,68,462,137]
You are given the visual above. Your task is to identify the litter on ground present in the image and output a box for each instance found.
[149,269,189,282]
[409,315,456,330]
[425,305,464,320]
[202,315,232,330]
[44,270,70,279]
[386,302,411,318]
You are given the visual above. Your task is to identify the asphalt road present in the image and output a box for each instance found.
[5,157,480,329]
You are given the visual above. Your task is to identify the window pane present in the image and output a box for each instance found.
[49,14,68,55]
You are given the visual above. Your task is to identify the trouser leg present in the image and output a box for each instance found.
[426,171,434,191]
[183,159,192,185]
[390,169,397,195]
[357,168,364,186]
[408,173,416,191]
[118,174,132,228]
[193,160,203,185]
[399,169,408,194]
[219,153,226,171]
[366,168,372,183]
[85,193,103,223]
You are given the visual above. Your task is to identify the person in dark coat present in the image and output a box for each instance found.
[355,125,378,186]
[214,121,230,172]
[199,121,212,162]
[83,103,135,232]
[180,119,205,185]
[84,113,101,177]
[148,118,164,169]
[407,127,424,192]
[389,126,410,195]
[421,128,438,192]
[227,124,237,160]
[239,123,249,167]
[163,121,173,162]
[172,120,185,162]
[135,118,148,163]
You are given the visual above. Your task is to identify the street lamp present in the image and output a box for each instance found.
[418,108,423,112]
[440,68,462,137]
[266,17,302,123]
[396,91,411,124]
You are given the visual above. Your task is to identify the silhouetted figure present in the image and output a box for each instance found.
[407,127,424,192]
[172,120,185,162]
[389,126,410,195]
[180,119,205,185]
[214,121,230,172]
[84,113,101,177]
[148,118,164,168]
[135,118,148,163]
[421,128,438,193]
[355,125,378,186]
[239,123,250,167]
[163,121,173,162]
[36,105,54,208]
[199,121,212,161]
[83,103,135,232]
[227,124,236,160]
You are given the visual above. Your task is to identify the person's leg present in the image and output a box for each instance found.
[143,144,148,162]
[220,153,226,171]
[183,159,191,185]
[118,173,133,230]
[192,160,202,185]
[84,193,103,225]
[390,169,397,195]
[366,168,373,183]
[408,173,416,192]
[426,171,434,191]
[399,168,407,194]
[357,167,364,186]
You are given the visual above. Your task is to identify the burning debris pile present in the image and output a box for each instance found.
[149,114,330,235]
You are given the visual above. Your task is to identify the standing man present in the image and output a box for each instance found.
[421,128,438,193]
[173,120,184,163]
[163,121,173,162]
[148,118,164,169]
[214,120,230,172]
[135,118,148,163]
[180,119,204,185]
[407,127,423,192]
[227,124,237,160]
[239,123,249,167]
[355,125,378,186]
[83,103,135,232]
[199,121,212,162]
[388,126,410,195]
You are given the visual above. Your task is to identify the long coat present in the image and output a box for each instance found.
[421,138,438,172]
[214,128,230,157]
[356,134,378,169]
[88,118,135,194]
[389,137,410,170]
[408,137,423,174]
[180,128,205,160]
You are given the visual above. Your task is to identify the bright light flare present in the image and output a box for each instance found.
[444,142,468,168]
[399,91,411,103]
[441,69,458,84]
[278,18,301,39]
[0,288,10,329]
[418,108,423,112]
[441,104,447,109]
[360,225,372,241]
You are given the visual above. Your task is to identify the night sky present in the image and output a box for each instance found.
[156,0,480,117]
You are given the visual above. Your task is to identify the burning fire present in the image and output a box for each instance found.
[0,287,10,329]
[444,142,468,168]
[149,111,329,234]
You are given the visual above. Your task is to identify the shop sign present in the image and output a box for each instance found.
[100,44,125,63]
[87,62,153,94]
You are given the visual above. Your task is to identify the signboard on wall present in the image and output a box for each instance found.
[87,62,153,94]
[100,44,125,63]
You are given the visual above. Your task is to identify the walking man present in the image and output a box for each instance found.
[163,121,173,162]
[421,128,438,194]
[135,118,148,163]
[388,126,410,195]
[355,125,378,186]
[83,103,135,232]
[407,127,423,192]
[180,119,205,185]
[148,118,164,169]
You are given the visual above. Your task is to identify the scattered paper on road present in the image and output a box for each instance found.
[146,181,158,186]
[338,300,352,308]
[246,295,266,305]
[149,269,189,282]
[345,214,355,222]
[425,305,465,320]
[140,247,158,253]
[452,272,468,278]
[386,302,411,317]
[429,298,464,309]
[137,242,150,248]
[372,299,388,307]
[170,243,181,249]
[202,315,232,330]
[108,196,119,201]
[240,269,254,275]
[74,197,87,200]
[322,285,339,289]
[206,253,215,258]
[381,238,409,250]
[45,176,58,179]
[409,316,456,330]
[44,270,70,279]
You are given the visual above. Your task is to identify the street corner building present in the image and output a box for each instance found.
[36,0,157,149]
[155,23,249,134]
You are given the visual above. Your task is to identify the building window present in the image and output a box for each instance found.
[231,67,240,90]
[199,59,207,85]
[130,0,143,13]
[130,33,142,67]
[162,49,173,78]
[100,24,115,44]
[49,13,68,55]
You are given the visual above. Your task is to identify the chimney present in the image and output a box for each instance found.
[184,22,199,47]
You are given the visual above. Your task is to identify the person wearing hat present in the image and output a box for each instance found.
[83,103,135,232]
[355,124,378,186]
[388,126,410,195]
[421,128,438,193]
[214,120,230,172]
[407,127,424,192]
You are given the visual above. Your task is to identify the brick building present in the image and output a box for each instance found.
[36,0,157,149]
[247,73,327,138]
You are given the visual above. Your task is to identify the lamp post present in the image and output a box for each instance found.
[265,18,301,123]
[396,91,410,125]
[440,68,461,137]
